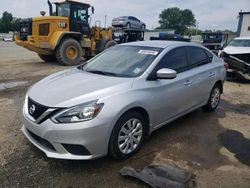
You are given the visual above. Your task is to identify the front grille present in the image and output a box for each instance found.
[39,23,50,36]
[28,98,49,120]
[20,18,32,41]
[27,129,55,151]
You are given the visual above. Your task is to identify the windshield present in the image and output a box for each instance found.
[57,3,70,17]
[228,39,250,47]
[203,34,222,40]
[79,45,163,78]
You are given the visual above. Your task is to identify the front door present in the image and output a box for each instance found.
[147,47,197,126]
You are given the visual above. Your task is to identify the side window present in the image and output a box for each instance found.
[205,50,213,63]
[72,6,87,22]
[157,47,188,73]
[130,17,138,21]
[134,17,139,22]
[188,47,208,68]
[73,10,77,19]
[78,9,87,21]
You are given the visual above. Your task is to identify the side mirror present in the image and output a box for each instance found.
[40,11,46,16]
[91,6,95,14]
[156,68,177,79]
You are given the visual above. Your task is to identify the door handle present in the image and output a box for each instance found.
[185,80,193,86]
[209,72,215,78]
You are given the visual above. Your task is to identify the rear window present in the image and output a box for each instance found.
[188,47,209,68]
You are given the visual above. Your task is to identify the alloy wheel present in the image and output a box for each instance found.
[211,87,220,108]
[118,118,143,154]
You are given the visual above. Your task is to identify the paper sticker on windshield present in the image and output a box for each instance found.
[138,50,158,56]
[133,68,141,74]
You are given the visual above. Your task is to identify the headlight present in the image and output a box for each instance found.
[58,21,67,28]
[52,101,104,124]
[21,27,28,32]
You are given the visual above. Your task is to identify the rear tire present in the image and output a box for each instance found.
[109,111,145,160]
[104,40,117,50]
[97,39,117,53]
[38,54,57,62]
[203,84,221,112]
[55,38,82,66]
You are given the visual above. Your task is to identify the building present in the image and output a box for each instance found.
[237,11,250,37]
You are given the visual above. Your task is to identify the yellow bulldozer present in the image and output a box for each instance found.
[15,0,117,65]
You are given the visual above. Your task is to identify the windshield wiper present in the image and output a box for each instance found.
[86,70,119,77]
[77,61,88,70]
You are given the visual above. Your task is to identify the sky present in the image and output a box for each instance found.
[0,0,249,31]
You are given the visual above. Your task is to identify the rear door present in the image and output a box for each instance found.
[129,17,138,28]
[133,17,141,28]
[186,46,216,105]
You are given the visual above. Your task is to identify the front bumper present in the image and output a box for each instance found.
[15,35,53,55]
[21,110,112,160]
[223,54,250,75]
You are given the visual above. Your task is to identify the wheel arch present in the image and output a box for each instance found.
[214,80,223,93]
[115,106,151,137]
[126,22,131,27]
[50,31,82,50]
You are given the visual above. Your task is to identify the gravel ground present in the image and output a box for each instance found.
[0,41,250,188]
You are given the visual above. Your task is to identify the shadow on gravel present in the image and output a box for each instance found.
[3,107,228,187]
[226,72,250,84]
[220,99,250,116]
[219,129,250,166]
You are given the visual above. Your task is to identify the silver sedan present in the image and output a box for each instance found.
[21,41,226,160]
[112,16,146,30]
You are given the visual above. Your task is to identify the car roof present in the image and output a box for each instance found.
[120,40,204,49]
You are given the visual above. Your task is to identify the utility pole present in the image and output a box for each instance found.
[196,21,199,35]
[104,15,107,28]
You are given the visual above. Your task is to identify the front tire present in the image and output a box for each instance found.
[203,84,221,112]
[109,111,145,160]
[126,23,131,29]
[56,38,82,66]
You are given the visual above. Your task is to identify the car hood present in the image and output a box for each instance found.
[28,68,134,107]
[223,46,250,55]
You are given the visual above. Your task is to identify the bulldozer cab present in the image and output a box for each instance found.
[51,0,91,35]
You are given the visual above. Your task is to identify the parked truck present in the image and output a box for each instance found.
[202,32,228,54]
